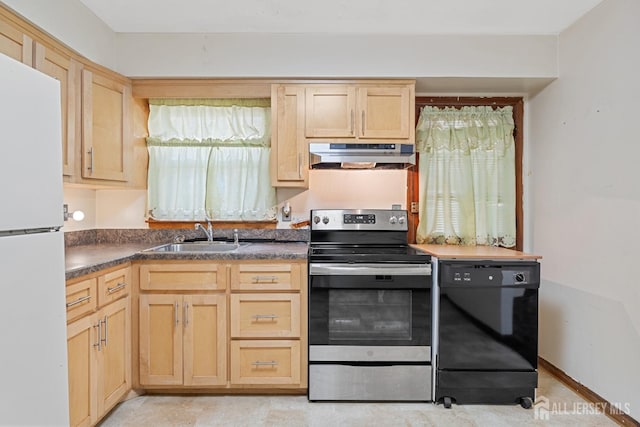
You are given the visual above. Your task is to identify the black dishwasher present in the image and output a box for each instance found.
[435,260,540,408]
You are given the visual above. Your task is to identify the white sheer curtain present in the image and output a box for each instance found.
[415,106,516,247]
[146,100,277,221]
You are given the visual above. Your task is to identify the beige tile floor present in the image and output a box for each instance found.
[98,368,618,427]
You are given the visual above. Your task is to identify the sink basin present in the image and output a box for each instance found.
[146,242,249,253]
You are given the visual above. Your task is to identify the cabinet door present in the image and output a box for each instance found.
[230,293,300,338]
[34,43,79,177]
[358,86,412,139]
[97,297,131,415]
[230,340,301,386]
[67,315,98,427]
[139,294,183,386]
[0,19,32,65]
[305,85,356,138]
[271,85,308,187]
[183,294,227,386]
[81,69,130,182]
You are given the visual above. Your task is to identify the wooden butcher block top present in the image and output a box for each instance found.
[410,244,542,260]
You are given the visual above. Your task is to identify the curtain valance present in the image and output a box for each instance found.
[416,106,514,154]
[147,103,271,147]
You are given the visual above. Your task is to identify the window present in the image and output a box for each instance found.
[411,99,523,248]
[146,99,277,222]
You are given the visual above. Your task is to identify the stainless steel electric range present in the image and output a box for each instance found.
[307,209,432,401]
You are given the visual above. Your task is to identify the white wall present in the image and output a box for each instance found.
[1,0,117,69]
[115,32,557,81]
[277,169,408,226]
[62,187,96,231]
[529,0,640,418]
[63,170,407,230]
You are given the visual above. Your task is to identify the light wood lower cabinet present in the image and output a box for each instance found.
[230,293,300,338]
[229,261,307,389]
[66,265,131,427]
[230,340,301,385]
[67,296,131,427]
[136,260,307,391]
[139,293,227,387]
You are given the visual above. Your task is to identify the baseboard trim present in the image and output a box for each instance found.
[539,357,639,426]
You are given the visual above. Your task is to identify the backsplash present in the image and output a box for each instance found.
[64,228,309,248]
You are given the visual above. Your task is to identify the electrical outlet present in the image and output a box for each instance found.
[410,202,419,214]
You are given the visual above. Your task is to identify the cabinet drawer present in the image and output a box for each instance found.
[66,278,97,321]
[231,263,300,291]
[98,266,130,306]
[230,340,300,385]
[140,263,226,291]
[231,294,300,338]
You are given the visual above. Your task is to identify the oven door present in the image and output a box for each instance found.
[309,263,431,362]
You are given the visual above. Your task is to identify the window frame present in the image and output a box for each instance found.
[408,97,524,250]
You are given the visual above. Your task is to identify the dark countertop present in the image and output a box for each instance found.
[65,242,309,280]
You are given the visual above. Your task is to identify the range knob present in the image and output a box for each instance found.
[322,216,330,224]
[313,216,321,224]
[514,273,526,283]
[389,216,398,224]
[398,216,406,224]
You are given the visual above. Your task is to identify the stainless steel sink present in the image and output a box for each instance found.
[145,241,249,253]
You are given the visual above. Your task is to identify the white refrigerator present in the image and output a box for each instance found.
[0,53,70,425]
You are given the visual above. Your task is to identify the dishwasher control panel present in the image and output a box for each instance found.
[440,261,540,287]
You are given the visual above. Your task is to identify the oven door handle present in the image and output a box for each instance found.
[309,263,431,276]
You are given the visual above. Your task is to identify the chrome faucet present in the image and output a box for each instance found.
[233,228,239,246]
[195,220,213,241]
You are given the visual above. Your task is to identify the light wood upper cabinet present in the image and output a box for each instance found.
[304,82,415,143]
[358,86,412,139]
[34,43,79,177]
[81,68,131,182]
[0,18,32,66]
[305,85,357,138]
[271,84,308,188]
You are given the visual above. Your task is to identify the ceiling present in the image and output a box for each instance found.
[79,0,603,35]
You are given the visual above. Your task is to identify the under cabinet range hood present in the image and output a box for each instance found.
[309,143,416,169]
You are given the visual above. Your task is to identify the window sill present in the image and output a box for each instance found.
[146,218,277,230]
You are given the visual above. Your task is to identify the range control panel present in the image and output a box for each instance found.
[440,261,540,287]
[310,209,408,231]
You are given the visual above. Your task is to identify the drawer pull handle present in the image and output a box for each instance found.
[252,275,278,283]
[252,314,278,321]
[66,295,91,308]
[252,360,278,367]
[107,282,127,294]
